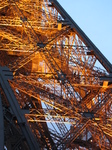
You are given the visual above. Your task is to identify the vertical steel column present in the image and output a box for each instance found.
[0,93,4,150]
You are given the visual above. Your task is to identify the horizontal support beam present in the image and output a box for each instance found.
[100,74,112,82]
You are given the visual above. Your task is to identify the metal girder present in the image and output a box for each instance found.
[73,139,100,150]
[0,67,40,150]
[4,106,29,150]
[49,0,112,73]
[0,93,4,150]
[0,0,112,149]
[100,73,112,82]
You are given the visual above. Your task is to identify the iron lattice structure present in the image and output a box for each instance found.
[0,0,112,150]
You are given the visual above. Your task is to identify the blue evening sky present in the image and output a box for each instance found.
[57,0,112,64]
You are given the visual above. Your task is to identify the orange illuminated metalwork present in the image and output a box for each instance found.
[0,0,112,149]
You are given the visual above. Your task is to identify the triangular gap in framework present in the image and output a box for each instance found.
[49,0,112,73]
[56,120,100,150]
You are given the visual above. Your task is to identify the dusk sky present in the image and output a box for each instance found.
[57,0,112,64]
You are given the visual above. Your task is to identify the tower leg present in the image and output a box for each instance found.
[0,67,40,150]
[0,93,4,150]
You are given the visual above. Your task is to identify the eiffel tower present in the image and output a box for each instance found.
[0,0,112,149]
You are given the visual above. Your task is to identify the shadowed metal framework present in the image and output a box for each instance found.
[0,0,112,149]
